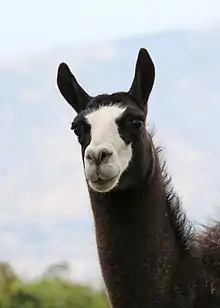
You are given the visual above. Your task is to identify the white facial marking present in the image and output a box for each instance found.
[84,104,132,192]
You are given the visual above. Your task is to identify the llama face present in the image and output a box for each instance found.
[71,100,146,192]
[84,104,131,192]
[57,48,155,192]
[71,95,149,192]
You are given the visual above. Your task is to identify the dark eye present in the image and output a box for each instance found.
[71,121,91,144]
[73,127,81,137]
[131,119,143,130]
[71,122,81,136]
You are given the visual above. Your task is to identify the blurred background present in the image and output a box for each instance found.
[1,0,220,306]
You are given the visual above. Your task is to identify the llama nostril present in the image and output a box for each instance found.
[86,148,113,165]
[99,150,113,163]
[86,153,95,163]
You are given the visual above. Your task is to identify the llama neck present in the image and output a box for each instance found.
[88,157,194,308]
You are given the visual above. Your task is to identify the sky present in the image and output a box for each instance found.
[1,0,220,58]
[1,0,220,287]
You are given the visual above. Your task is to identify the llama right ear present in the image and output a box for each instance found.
[128,48,155,114]
[57,63,91,113]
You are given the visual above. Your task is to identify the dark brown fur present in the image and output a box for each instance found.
[87,131,203,308]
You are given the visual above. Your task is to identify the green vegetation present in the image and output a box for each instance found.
[0,261,108,308]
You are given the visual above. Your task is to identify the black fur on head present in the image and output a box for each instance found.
[57,48,155,192]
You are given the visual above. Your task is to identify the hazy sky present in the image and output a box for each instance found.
[1,0,220,58]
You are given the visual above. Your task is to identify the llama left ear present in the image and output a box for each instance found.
[57,62,92,114]
[128,48,155,114]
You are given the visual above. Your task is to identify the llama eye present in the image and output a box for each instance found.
[132,119,143,130]
[71,123,81,136]
[73,127,81,137]
[71,121,91,144]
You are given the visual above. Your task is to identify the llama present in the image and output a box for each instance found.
[56,48,220,307]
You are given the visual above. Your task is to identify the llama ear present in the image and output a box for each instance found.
[128,48,155,114]
[57,62,91,113]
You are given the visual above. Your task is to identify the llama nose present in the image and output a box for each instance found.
[86,147,113,165]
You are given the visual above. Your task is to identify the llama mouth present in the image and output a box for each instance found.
[89,173,120,192]
[91,176,117,185]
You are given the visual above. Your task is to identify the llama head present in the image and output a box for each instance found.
[57,48,155,193]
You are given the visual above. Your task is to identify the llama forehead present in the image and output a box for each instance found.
[85,105,126,144]
[86,104,126,122]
